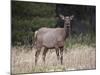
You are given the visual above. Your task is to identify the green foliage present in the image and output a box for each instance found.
[11,1,56,45]
[12,17,56,45]
[65,33,96,48]
[12,1,56,18]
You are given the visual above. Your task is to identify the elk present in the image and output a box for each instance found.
[34,14,74,65]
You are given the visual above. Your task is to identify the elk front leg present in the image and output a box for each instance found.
[60,47,64,65]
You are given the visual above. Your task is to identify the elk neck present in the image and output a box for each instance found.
[64,23,71,38]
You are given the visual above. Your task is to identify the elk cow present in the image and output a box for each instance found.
[34,14,74,65]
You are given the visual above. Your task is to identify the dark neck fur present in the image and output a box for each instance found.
[64,23,71,38]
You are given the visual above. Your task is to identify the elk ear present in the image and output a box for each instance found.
[59,14,64,20]
[70,15,74,20]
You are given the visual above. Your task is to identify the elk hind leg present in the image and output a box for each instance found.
[42,47,48,64]
[56,48,60,60]
[35,48,41,65]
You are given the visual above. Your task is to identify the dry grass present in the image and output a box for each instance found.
[11,45,96,74]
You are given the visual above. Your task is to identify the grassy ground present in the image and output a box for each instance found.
[11,43,96,74]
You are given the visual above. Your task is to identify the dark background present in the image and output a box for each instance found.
[11,1,96,46]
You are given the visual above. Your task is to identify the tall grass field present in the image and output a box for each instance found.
[11,34,96,74]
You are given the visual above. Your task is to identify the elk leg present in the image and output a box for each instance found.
[56,48,60,60]
[60,47,64,65]
[42,47,48,64]
[35,48,41,65]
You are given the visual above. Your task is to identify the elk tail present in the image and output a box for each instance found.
[32,30,38,48]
